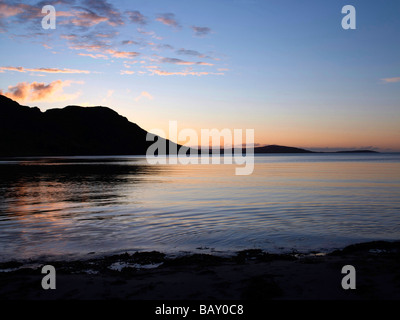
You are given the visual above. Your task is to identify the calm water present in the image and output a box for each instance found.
[0,153,400,261]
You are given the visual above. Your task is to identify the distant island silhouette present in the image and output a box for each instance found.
[0,95,377,157]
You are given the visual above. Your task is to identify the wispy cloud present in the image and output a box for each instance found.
[63,31,139,59]
[62,31,113,53]
[68,42,109,52]
[0,1,42,32]
[106,89,114,98]
[381,77,400,83]
[0,66,90,74]
[156,13,181,29]
[59,9,109,27]
[1,2,224,77]
[121,40,140,46]
[107,49,140,59]
[0,2,25,18]
[78,53,108,59]
[101,88,114,104]
[160,57,213,66]
[143,65,158,69]
[176,48,213,59]
[0,80,83,102]
[120,70,135,75]
[126,10,147,25]
[191,26,212,37]
[94,32,118,38]
[135,91,153,102]
[150,68,219,77]
[80,0,124,26]
[0,0,123,32]
[137,28,163,40]
[148,43,174,51]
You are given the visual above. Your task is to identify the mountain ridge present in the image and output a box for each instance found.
[0,94,175,157]
[0,95,377,157]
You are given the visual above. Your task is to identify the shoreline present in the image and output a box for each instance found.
[1,240,400,300]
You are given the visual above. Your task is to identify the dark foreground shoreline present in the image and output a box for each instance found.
[1,241,400,300]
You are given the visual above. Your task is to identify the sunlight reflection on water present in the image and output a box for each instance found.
[0,153,399,261]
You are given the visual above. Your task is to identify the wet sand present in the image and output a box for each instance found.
[1,241,400,300]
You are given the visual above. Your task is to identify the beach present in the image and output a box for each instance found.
[1,241,399,300]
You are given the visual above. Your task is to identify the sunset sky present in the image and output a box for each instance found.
[0,0,399,151]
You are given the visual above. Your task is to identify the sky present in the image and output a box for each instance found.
[0,0,399,151]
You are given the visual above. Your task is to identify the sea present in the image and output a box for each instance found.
[0,153,399,262]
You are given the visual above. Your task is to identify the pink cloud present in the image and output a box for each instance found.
[120,70,135,75]
[78,53,109,59]
[135,91,153,101]
[107,49,140,59]
[60,10,109,27]
[0,3,25,18]
[0,66,90,74]
[0,80,83,102]
[160,57,213,66]
[381,77,400,83]
[156,13,180,29]
[151,69,210,76]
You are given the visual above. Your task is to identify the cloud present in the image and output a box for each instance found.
[63,32,135,60]
[80,0,124,26]
[0,66,90,74]
[127,10,147,25]
[0,2,41,20]
[78,53,108,59]
[149,43,174,51]
[41,28,120,56]
[69,42,108,52]
[176,48,208,58]
[137,28,163,40]
[107,49,140,59]
[0,0,123,33]
[101,89,114,103]
[61,34,78,41]
[60,8,109,27]
[175,48,215,60]
[63,30,139,59]
[57,0,123,28]
[381,77,400,83]
[36,0,77,6]
[62,31,114,53]
[0,2,42,32]
[0,2,25,18]
[150,69,213,77]
[124,60,139,65]
[94,32,118,38]
[143,65,158,69]
[135,91,153,102]
[160,57,213,66]
[1,2,224,77]
[121,40,140,45]
[156,13,180,29]
[120,70,135,75]
[191,26,212,37]
[106,89,114,98]
[0,80,82,102]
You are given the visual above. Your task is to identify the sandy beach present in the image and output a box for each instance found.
[1,241,399,300]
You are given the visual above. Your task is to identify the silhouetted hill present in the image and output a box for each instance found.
[1,95,375,157]
[253,145,313,153]
[0,95,182,157]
